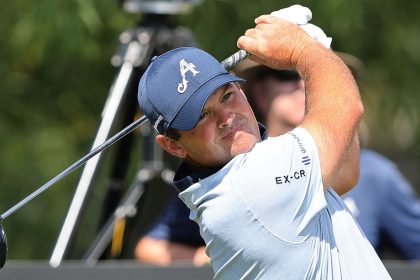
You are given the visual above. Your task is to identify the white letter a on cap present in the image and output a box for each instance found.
[178,59,199,93]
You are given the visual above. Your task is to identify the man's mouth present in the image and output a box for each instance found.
[221,122,244,140]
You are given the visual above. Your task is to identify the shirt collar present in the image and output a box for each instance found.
[173,123,268,193]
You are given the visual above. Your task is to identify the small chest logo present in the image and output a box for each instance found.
[178,59,199,93]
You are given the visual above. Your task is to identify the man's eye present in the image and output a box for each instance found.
[199,112,208,120]
[222,92,232,102]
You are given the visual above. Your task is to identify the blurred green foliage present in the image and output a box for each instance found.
[0,0,419,259]
[0,0,139,259]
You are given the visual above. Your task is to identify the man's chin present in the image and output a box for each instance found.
[230,131,259,156]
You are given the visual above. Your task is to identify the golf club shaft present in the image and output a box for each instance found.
[0,49,249,222]
[0,116,148,221]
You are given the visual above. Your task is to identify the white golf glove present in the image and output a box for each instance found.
[271,5,332,49]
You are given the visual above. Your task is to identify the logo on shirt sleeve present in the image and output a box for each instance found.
[302,156,311,165]
[275,170,306,185]
[289,132,311,166]
[289,132,307,154]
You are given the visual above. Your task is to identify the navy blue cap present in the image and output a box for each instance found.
[138,47,245,134]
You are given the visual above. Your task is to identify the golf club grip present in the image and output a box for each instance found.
[221,49,249,70]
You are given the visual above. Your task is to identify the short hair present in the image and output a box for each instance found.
[164,127,181,141]
[251,67,301,82]
[238,66,301,122]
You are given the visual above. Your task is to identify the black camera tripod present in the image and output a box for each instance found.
[49,5,198,266]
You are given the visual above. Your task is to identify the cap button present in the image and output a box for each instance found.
[151,56,158,62]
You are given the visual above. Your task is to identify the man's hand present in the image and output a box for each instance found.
[193,246,210,266]
[237,15,318,70]
[270,5,332,49]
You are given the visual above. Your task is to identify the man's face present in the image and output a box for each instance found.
[177,82,261,168]
[248,74,305,135]
[265,77,306,128]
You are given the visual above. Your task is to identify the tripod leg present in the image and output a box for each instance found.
[83,172,147,265]
[49,62,136,267]
[49,24,158,267]
[99,90,138,228]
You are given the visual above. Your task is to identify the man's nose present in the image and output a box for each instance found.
[217,108,234,128]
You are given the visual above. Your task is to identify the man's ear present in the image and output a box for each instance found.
[156,134,187,159]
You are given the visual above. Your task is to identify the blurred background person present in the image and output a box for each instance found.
[134,194,208,265]
[342,148,420,259]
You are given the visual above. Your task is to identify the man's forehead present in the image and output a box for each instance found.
[204,83,234,104]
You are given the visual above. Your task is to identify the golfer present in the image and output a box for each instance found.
[137,12,391,280]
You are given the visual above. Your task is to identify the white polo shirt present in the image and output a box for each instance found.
[179,127,391,279]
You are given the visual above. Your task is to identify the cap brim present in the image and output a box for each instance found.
[170,73,245,131]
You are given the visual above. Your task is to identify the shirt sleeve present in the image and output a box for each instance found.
[233,127,327,243]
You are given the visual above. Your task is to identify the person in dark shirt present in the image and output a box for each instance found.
[342,149,420,260]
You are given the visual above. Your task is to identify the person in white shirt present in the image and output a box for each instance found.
[136,7,391,279]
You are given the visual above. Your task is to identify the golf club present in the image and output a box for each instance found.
[0,225,6,268]
[0,48,250,269]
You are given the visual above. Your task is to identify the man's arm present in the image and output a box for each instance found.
[297,44,363,190]
[237,15,363,190]
[332,134,360,195]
